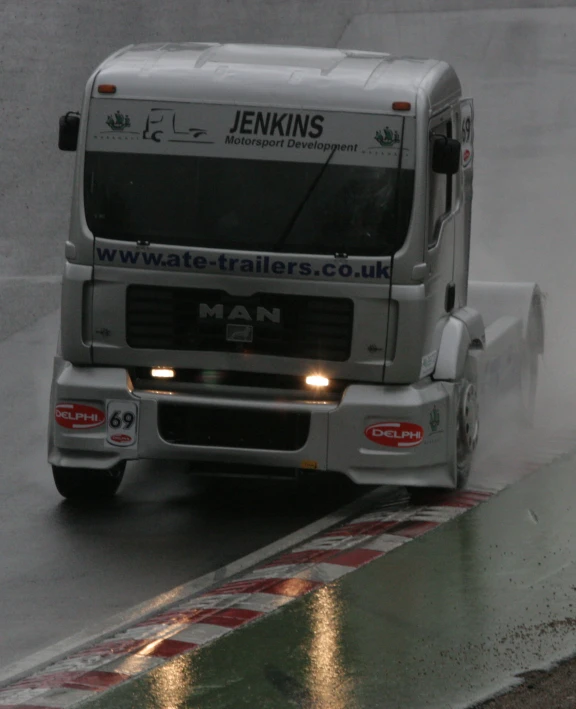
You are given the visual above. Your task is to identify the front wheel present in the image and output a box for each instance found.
[52,462,126,501]
[455,381,480,489]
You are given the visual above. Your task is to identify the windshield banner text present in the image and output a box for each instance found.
[87,100,415,168]
[95,246,390,281]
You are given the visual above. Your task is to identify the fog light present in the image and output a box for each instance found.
[306,374,330,388]
[151,367,175,379]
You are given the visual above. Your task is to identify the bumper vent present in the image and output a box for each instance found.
[158,403,310,451]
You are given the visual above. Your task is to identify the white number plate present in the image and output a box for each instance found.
[106,400,139,447]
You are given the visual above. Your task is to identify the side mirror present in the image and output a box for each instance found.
[58,112,80,151]
[432,136,461,175]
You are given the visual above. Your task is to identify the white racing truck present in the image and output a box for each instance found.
[50,42,544,499]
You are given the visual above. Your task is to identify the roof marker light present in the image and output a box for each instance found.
[98,84,117,94]
[392,101,411,111]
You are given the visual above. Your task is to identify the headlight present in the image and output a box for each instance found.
[305,374,330,388]
[151,367,175,379]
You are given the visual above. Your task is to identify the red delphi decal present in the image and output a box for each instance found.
[111,433,132,444]
[463,148,471,163]
[55,403,105,430]
[365,422,424,448]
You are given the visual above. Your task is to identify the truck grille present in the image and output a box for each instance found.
[158,403,310,450]
[126,285,353,361]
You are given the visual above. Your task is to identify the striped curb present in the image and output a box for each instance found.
[1,429,574,709]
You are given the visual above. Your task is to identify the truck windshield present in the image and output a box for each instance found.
[84,153,414,256]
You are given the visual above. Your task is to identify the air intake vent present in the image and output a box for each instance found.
[126,285,353,361]
[158,403,310,450]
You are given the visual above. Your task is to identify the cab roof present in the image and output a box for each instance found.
[93,43,461,114]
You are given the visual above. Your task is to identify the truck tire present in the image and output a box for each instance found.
[516,292,543,427]
[516,342,539,428]
[456,380,479,488]
[52,462,126,500]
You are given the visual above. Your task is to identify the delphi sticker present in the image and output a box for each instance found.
[364,422,424,448]
[55,403,105,430]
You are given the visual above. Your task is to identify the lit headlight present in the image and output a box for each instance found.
[305,374,330,388]
[151,367,175,379]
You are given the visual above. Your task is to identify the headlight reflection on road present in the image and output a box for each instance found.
[307,585,357,709]
[150,655,193,709]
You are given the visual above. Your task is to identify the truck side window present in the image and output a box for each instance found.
[428,120,452,248]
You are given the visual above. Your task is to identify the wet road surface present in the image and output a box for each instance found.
[83,451,576,709]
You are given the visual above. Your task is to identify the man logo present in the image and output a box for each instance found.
[226,324,253,343]
[198,304,281,324]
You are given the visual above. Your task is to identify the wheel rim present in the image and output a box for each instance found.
[457,382,479,471]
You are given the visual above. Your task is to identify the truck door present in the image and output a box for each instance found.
[422,109,460,375]
[454,98,474,307]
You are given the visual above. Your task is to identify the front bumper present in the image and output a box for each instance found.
[48,357,458,487]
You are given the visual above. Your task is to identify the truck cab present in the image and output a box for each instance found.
[50,43,543,499]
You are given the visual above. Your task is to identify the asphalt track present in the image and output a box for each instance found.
[2,0,576,702]
[61,451,576,709]
[2,432,576,708]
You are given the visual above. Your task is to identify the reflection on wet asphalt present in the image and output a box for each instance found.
[86,451,576,709]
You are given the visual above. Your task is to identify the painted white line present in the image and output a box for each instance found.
[0,484,397,689]
[296,562,355,583]
[246,564,311,580]
[41,652,113,675]
[104,654,163,676]
[179,594,248,610]
[179,591,292,614]
[354,507,416,524]
[293,535,368,552]
[408,507,466,522]
[172,623,231,645]
[231,593,293,613]
[364,534,410,552]
[116,624,177,642]
[37,688,96,708]
[0,687,47,704]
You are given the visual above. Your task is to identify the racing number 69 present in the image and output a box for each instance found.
[109,410,136,430]
[106,401,139,447]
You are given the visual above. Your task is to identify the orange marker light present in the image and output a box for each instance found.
[392,101,411,111]
[98,84,117,94]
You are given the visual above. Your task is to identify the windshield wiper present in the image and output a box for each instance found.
[273,146,337,253]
